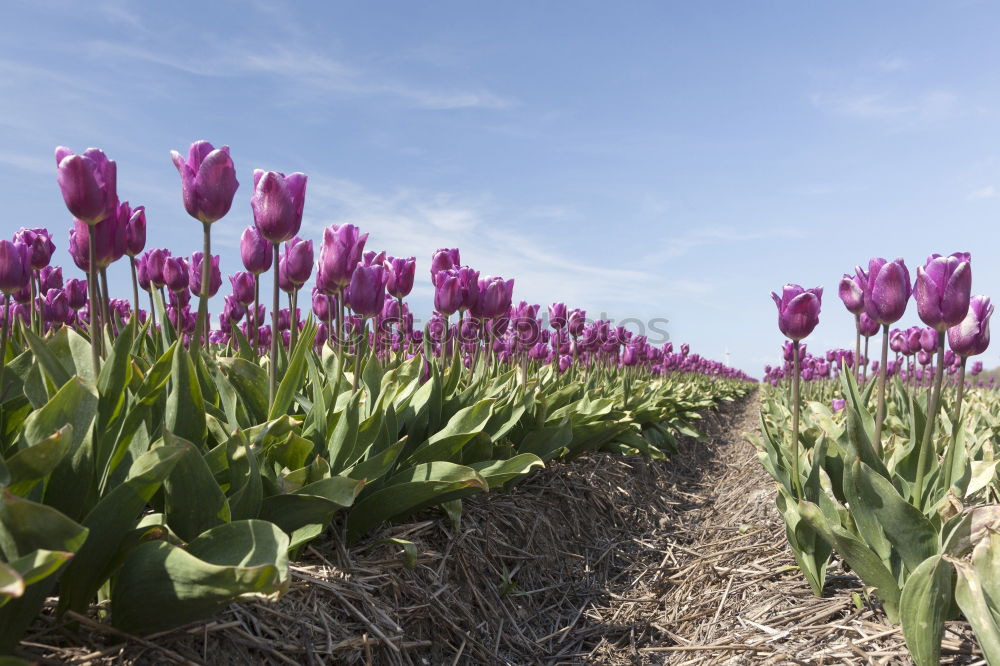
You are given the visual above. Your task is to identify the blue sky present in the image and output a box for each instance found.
[2,1,1000,374]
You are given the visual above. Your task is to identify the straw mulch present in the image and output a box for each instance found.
[14,393,984,665]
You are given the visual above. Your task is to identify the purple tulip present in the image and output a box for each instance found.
[55,147,118,224]
[69,217,122,271]
[312,289,331,320]
[136,255,151,291]
[39,265,63,292]
[230,272,256,306]
[455,266,480,312]
[386,256,416,298]
[0,241,31,293]
[434,269,463,317]
[919,327,937,353]
[43,289,69,325]
[859,312,880,337]
[13,228,56,270]
[838,269,865,315]
[65,279,88,310]
[549,302,567,330]
[567,308,586,337]
[163,257,189,293]
[915,252,972,332]
[279,237,313,290]
[170,141,239,224]
[470,276,514,319]
[144,249,171,289]
[316,224,368,292]
[864,257,911,325]
[345,263,387,317]
[430,248,460,279]
[221,295,246,326]
[948,295,993,357]
[240,225,273,274]
[124,205,146,257]
[189,252,221,298]
[771,284,822,341]
[250,170,307,243]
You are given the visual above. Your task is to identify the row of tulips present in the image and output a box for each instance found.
[760,253,1000,666]
[0,142,755,660]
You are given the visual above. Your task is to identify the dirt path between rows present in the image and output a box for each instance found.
[16,393,983,665]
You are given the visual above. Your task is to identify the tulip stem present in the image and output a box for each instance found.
[252,277,260,352]
[269,244,279,409]
[791,340,802,497]
[873,325,889,456]
[192,222,211,354]
[853,315,861,385]
[914,331,947,509]
[129,256,140,325]
[99,268,114,338]
[0,294,10,401]
[147,290,158,343]
[942,356,967,492]
[352,317,366,392]
[336,286,345,364]
[862,336,869,384]
[87,241,102,375]
[289,289,299,352]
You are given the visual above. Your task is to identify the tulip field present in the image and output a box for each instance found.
[761,257,1000,665]
[0,143,757,662]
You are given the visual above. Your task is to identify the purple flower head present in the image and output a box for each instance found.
[251,170,307,243]
[568,308,587,337]
[771,284,822,341]
[230,271,255,306]
[919,327,938,353]
[144,248,171,288]
[915,252,972,332]
[549,302,567,330]
[838,269,866,315]
[386,256,416,299]
[279,237,314,290]
[948,294,993,357]
[136,254,151,291]
[316,224,368,292]
[163,256,190,293]
[55,146,118,225]
[0,241,32,293]
[13,228,56,270]
[312,288,332,321]
[124,204,146,257]
[433,269,463,317]
[455,266,480,312]
[430,248,460,279]
[240,225,273,274]
[64,278,88,310]
[69,217,122,271]
[345,263,388,317]
[43,289,69,325]
[39,265,63,292]
[859,312,880,337]
[170,141,239,224]
[189,252,222,297]
[864,257,911,325]
[470,276,514,319]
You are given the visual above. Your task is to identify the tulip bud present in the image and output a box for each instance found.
[189,252,221,298]
[433,269,463,316]
[915,252,972,332]
[771,284,822,341]
[549,302,568,330]
[240,225,273,274]
[948,295,993,357]
[163,257,189,293]
[170,141,239,224]
[0,241,32,293]
[125,205,146,257]
[55,146,118,225]
[386,256,416,298]
[64,278,88,310]
[43,289,69,325]
[250,170,307,243]
[278,237,314,291]
[345,263,387,317]
[230,272,256,306]
[838,269,865,315]
[316,224,367,292]
[858,312,880,337]
[864,257,911,325]
[312,288,331,320]
[919,327,937,353]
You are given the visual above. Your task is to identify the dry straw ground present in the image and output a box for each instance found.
[16,394,985,665]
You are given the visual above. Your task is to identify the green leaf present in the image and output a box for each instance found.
[268,321,315,420]
[372,538,418,569]
[346,462,488,543]
[21,326,71,391]
[259,476,364,549]
[519,417,573,461]
[469,454,544,488]
[402,398,495,466]
[900,555,952,666]
[952,552,1000,666]
[4,426,72,496]
[161,432,231,542]
[328,391,361,473]
[165,344,206,446]
[218,357,269,425]
[111,520,289,635]
[57,444,185,614]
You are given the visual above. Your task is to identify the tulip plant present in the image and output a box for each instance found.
[0,142,756,658]
[760,252,1000,666]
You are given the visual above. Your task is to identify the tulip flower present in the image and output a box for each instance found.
[915,252,972,332]
[39,266,63,293]
[230,272,256,306]
[430,248,460,280]
[43,289,69,327]
[864,257,911,325]
[241,225,272,275]
[455,267,480,313]
[346,263,387,318]
[0,241,31,294]
[14,228,56,270]
[251,170,307,244]
[170,141,239,224]
[838,270,865,314]
[279,237,314,289]
[434,269,463,317]
[316,224,368,293]
[386,256,416,299]
[55,147,118,225]
[163,257,189,294]
[549,303,567,330]
[65,279,88,310]
[189,252,222,298]
[771,284,822,341]
[948,295,992,358]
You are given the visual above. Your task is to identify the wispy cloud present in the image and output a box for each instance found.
[877,56,909,72]
[643,226,806,262]
[967,185,997,200]
[810,89,957,124]
[83,40,515,110]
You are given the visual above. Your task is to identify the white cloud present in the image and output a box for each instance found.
[810,89,958,125]
[967,185,997,200]
[643,226,806,262]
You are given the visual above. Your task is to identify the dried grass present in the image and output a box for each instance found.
[13,394,983,665]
